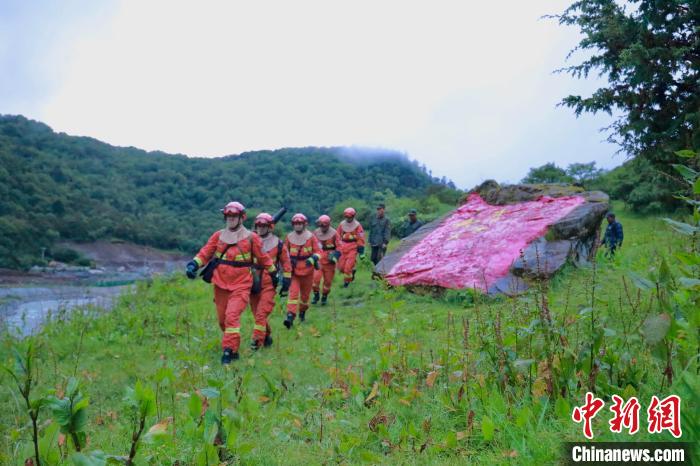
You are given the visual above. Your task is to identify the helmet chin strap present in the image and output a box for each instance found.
[226,216,242,231]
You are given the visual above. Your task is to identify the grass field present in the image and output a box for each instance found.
[1,203,698,465]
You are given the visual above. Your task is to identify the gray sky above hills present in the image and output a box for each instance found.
[0,0,623,188]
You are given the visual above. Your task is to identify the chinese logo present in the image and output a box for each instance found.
[572,392,681,439]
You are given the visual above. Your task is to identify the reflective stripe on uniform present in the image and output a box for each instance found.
[194,257,204,266]
[287,299,299,304]
[254,324,266,332]
[215,251,251,261]
[224,327,240,334]
[283,272,292,278]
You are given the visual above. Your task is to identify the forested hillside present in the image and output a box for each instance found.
[0,115,457,268]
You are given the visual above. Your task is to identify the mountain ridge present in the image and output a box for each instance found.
[0,114,457,268]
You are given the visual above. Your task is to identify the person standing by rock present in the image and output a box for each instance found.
[601,212,623,257]
[400,209,424,238]
[369,203,391,265]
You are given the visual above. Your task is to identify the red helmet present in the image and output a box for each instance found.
[317,215,331,226]
[343,207,356,218]
[255,212,274,226]
[222,201,246,218]
[291,213,308,224]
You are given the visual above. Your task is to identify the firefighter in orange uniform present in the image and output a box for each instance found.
[185,202,275,364]
[283,213,321,328]
[250,212,292,350]
[312,214,340,306]
[336,207,365,287]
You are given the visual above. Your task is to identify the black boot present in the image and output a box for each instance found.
[250,339,261,351]
[299,310,306,322]
[283,312,295,329]
[221,348,239,364]
[352,269,356,281]
[263,334,273,347]
[343,281,349,288]
[321,294,328,306]
[311,291,320,304]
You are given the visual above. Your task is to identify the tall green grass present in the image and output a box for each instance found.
[1,203,697,465]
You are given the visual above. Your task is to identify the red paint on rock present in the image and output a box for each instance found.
[385,193,585,290]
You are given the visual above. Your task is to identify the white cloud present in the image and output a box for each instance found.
[31,0,620,188]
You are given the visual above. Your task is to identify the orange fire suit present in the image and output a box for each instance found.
[250,233,292,345]
[285,230,321,316]
[336,219,365,284]
[313,227,338,296]
[193,228,275,351]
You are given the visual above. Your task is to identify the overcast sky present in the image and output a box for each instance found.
[0,0,624,188]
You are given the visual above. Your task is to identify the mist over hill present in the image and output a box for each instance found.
[0,115,456,268]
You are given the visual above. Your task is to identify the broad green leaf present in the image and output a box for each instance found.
[73,395,90,414]
[199,387,220,399]
[663,218,699,235]
[444,431,457,448]
[66,377,79,397]
[671,164,698,181]
[72,408,88,433]
[237,442,254,455]
[622,384,636,399]
[515,407,531,428]
[513,359,536,372]
[641,314,671,346]
[188,393,202,420]
[628,272,653,291]
[481,415,495,441]
[674,252,700,266]
[675,149,697,158]
[679,277,700,289]
[554,397,571,420]
[70,451,124,466]
[658,258,673,285]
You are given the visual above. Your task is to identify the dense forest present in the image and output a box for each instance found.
[0,115,458,268]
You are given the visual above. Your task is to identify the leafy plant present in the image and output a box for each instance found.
[47,377,89,452]
[123,381,156,465]
[2,340,46,466]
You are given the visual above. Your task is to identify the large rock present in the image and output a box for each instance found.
[376,182,609,294]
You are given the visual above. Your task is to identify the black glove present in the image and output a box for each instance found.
[330,250,341,264]
[279,277,291,296]
[185,260,198,279]
[357,246,365,258]
[306,256,320,270]
[270,271,280,288]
